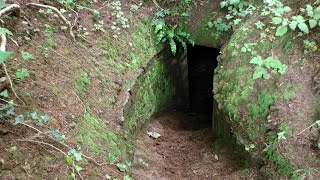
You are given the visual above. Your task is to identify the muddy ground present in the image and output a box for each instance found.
[131,111,258,180]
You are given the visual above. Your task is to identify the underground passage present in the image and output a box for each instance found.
[131,46,248,179]
[187,45,220,127]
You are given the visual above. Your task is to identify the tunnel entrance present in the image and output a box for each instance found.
[187,45,219,127]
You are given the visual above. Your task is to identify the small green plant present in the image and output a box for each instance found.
[110,0,129,38]
[29,111,50,126]
[15,68,30,80]
[211,18,230,32]
[0,89,8,98]
[7,146,19,159]
[66,146,84,179]
[250,56,287,80]
[303,40,318,54]
[116,161,131,172]
[21,51,33,61]
[152,10,194,55]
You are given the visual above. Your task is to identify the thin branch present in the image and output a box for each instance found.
[9,37,18,47]
[72,91,87,113]
[69,9,78,41]
[297,121,319,136]
[0,98,20,106]
[73,161,84,180]
[20,122,104,166]
[17,139,68,156]
[151,0,164,10]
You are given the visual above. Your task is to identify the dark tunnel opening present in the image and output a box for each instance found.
[187,45,219,127]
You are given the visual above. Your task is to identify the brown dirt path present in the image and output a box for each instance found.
[131,111,257,180]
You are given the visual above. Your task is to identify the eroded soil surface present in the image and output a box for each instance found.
[132,111,257,180]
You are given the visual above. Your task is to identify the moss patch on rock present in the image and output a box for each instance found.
[213,7,320,177]
[74,113,129,164]
[124,58,175,137]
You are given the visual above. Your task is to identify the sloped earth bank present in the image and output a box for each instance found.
[132,111,258,180]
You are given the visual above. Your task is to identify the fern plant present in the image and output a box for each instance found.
[152,10,194,55]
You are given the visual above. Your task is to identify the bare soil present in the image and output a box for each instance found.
[132,111,258,180]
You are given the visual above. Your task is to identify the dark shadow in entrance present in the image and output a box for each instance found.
[187,45,219,128]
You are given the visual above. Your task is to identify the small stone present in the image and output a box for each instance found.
[0,158,4,165]
[147,131,161,139]
[214,154,219,160]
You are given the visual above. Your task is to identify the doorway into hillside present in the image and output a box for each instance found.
[187,45,220,127]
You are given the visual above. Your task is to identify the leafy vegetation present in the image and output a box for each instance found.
[152,9,194,55]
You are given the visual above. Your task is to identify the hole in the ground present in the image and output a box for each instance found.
[187,45,219,127]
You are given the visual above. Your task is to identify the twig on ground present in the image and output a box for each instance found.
[72,91,87,113]
[69,9,78,41]
[23,16,33,27]
[16,139,68,156]
[151,0,164,10]
[73,161,84,180]
[20,122,105,167]
[0,98,20,106]
[9,37,18,47]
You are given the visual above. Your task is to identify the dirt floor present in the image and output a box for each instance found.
[131,110,258,180]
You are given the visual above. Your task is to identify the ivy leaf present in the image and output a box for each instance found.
[30,112,38,120]
[277,131,286,140]
[66,156,73,165]
[298,22,309,34]
[283,6,292,12]
[309,19,317,29]
[253,67,267,80]
[116,163,127,172]
[73,151,82,162]
[74,165,83,172]
[220,1,228,8]
[0,51,14,63]
[272,17,283,25]
[276,25,288,37]
[250,56,263,66]
[306,4,314,17]
[289,21,298,30]
[0,0,5,9]
[0,89,8,98]
[262,73,270,80]
[14,115,25,125]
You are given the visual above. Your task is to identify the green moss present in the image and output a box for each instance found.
[74,72,90,98]
[102,20,159,71]
[125,60,175,136]
[74,113,129,163]
[264,140,296,176]
[247,90,274,119]
[192,16,227,46]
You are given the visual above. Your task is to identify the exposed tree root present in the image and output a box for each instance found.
[1,34,25,105]
[27,3,76,40]
[0,4,20,17]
